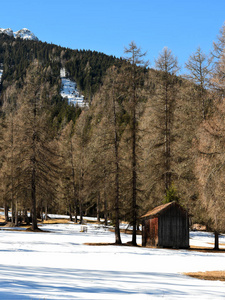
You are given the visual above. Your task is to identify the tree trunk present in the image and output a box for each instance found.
[31,167,38,230]
[112,83,121,245]
[214,231,219,250]
[79,198,83,224]
[15,199,18,226]
[104,196,108,226]
[165,83,171,192]
[41,208,44,222]
[69,204,73,221]
[131,99,137,246]
[11,200,15,225]
[97,192,100,223]
[45,202,48,221]
[10,116,15,226]
[79,170,84,225]
[4,201,8,222]
[24,210,30,225]
[31,98,38,231]
[74,203,78,223]
[70,140,78,223]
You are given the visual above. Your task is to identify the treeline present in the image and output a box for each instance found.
[0,24,225,247]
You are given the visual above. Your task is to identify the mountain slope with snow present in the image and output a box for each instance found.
[0,66,3,83]
[0,28,38,41]
[60,68,87,107]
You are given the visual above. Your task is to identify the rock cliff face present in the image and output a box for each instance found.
[0,28,38,41]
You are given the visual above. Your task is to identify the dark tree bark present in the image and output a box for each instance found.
[45,202,48,221]
[70,139,78,223]
[97,192,100,223]
[214,231,219,250]
[4,201,9,222]
[31,118,38,230]
[31,166,38,230]
[104,195,108,226]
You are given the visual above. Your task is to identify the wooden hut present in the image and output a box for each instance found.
[141,201,189,249]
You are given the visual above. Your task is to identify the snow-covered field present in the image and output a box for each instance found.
[0,221,224,299]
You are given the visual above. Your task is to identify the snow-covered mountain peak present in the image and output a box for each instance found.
[14,28,38,41]
[0,28,14,37]
[0,65,3,83]
[0,27,38,41]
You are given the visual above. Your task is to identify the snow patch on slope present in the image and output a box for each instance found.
[60,68,87,107]
[0,64,3,83]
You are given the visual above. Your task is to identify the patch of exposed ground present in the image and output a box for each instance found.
[84,242,142,247]
[42,219,72,224]
[189,245,225,253]
[26,227,45,232]
[0,215,5,223]
[108,228,142,235]
[184,271,225,281]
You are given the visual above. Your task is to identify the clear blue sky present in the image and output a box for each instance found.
[1,0,225,72]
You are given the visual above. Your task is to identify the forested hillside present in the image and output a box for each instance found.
[0,33,122,100]
[0,23,224,247]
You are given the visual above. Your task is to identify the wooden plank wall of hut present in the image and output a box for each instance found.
[158,205,189,248]
[142,217,159,247]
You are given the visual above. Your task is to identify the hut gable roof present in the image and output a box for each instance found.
[141,201,185,219]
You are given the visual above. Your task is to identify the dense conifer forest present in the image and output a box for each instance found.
[0,23,224,247]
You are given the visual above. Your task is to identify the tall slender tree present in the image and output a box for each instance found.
[16,62,60,230]
[195,98,225,249]
[195,25,225,249]
[154,47,179,193]
[90,66,123,244]
[123,42,148,246]
[1,85,19,225]
[59,121,79,222]
[73,111,91,224]
[185,47,212,119]
[212,22,225,60]
[211,24,225,94]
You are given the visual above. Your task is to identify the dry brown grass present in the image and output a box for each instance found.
[184,271,225,281]
[84,242,142,247]
[189,245,225,253]
[42,219,72,224]
[108,228,142,235]
[0,216,5,222]
[0,211,5,222]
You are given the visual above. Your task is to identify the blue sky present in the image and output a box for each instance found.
[1,0,225,72]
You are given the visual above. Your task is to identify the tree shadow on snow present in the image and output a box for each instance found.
[0,265,224,299]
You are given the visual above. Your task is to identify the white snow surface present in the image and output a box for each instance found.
[0,220,224,299]
[60,68,87,107]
